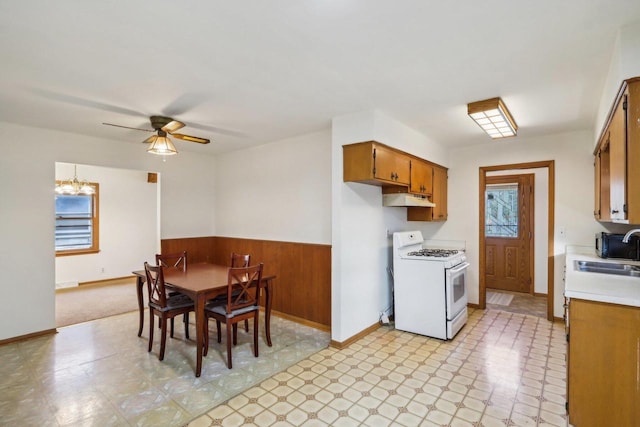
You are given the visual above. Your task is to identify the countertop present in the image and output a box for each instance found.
[564,247,640,307]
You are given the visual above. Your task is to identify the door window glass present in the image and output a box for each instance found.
[485,183,518,237]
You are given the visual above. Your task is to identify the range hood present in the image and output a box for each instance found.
[383,193,436,207]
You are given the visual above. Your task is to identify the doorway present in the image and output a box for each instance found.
[484,174,534,294]
[479,161,555,321]
[55,163,160,326]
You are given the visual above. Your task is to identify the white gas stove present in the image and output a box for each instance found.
[392,231,469,340]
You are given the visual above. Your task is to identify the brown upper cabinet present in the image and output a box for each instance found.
[431,165,448,221]
[594,76,640,224]
[343,141,448,221]
[410,159,433,195]
[343,141,410,186]
[407,165,448,222]
[594,139,610,220]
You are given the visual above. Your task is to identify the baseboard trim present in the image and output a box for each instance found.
[329,322,380,349]
[80,276,136,286]
[270,310,330,332]
[534,292,548,298]
[467,303,481,309]
[0,328,57,346]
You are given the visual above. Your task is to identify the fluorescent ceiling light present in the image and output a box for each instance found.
[468,97,517,139]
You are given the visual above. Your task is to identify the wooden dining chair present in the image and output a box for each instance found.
[203,263,263,369]
[231,252,250,268]
[156,251,187,271]
[155,251,189,334]
[144,262,195,361]
[231,253,251,331]
[206,252,252,331]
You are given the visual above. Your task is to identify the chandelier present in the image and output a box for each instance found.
[55,165,95,195]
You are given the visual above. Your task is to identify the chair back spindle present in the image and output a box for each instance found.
[156,251,188,272]
[230,252,250,268]
[226,264,263,315]
[144,262,167,308]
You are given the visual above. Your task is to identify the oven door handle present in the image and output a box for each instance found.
[448,262,470,274]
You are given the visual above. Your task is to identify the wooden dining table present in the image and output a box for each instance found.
[132,263,275,377]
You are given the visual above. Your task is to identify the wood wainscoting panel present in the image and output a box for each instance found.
[160,236,216,264]
[161,236,332,328]
[213,237,332,328]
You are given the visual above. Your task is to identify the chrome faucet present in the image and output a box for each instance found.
[622,229,640,243]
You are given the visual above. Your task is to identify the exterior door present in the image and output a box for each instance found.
[484,174,534,293]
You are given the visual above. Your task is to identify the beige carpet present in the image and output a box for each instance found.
[55,277,142,327]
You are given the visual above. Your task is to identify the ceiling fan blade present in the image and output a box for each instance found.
[186,122,248,138]
[171,133,210,144]
[161,120,185,133]
[103,122,153,132]
[162,93,209,116]
[32,88,146,117]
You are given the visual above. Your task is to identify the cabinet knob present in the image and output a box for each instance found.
[612,209,619,214]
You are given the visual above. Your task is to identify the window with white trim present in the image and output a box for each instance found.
[55,183,99,256]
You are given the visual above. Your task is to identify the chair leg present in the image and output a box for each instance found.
[184,312,190,340]
[226,322,233,369]
[170,317,175,338]
[159,317,168,361]
[244,319,249,332]
[232,323,238,345]
[216,320,222,343]
[148,311,155,353]
[203,317,209,357]
[253,312,259,357]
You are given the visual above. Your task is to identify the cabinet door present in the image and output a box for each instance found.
[374,145,410,185]
[410,160,433,195]
[408,166,448,221]
[431,166,448,221]
[626,81,640,222]
[594,150,601,219]
[568,299,640,426]
[594,143,611,220]
[609,94,627,220]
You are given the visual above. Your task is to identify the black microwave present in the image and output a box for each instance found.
[595,232,640,260]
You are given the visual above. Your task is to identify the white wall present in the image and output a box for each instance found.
[0,121,216,340]
[55,163,158,286]
[443,130,612,317]
[331,110,449,343]
[595,21,640,145]
[214,130,331,244]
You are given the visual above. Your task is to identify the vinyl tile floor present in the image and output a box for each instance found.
[0,311,329,427]
[188,308,567,427]
[0,308,567,427]
[486,289,548,319]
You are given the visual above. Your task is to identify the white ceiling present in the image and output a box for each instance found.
[1,1,639,156]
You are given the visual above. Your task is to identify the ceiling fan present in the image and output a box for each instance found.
[103,115,210,155]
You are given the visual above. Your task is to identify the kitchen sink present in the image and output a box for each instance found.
[574,260,640,277]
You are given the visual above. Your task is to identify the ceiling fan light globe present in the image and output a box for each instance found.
[147,135,178,155]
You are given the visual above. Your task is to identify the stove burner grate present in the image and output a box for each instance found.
[406,248,460,257]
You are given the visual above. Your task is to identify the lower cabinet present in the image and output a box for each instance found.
[567,298,640,426]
